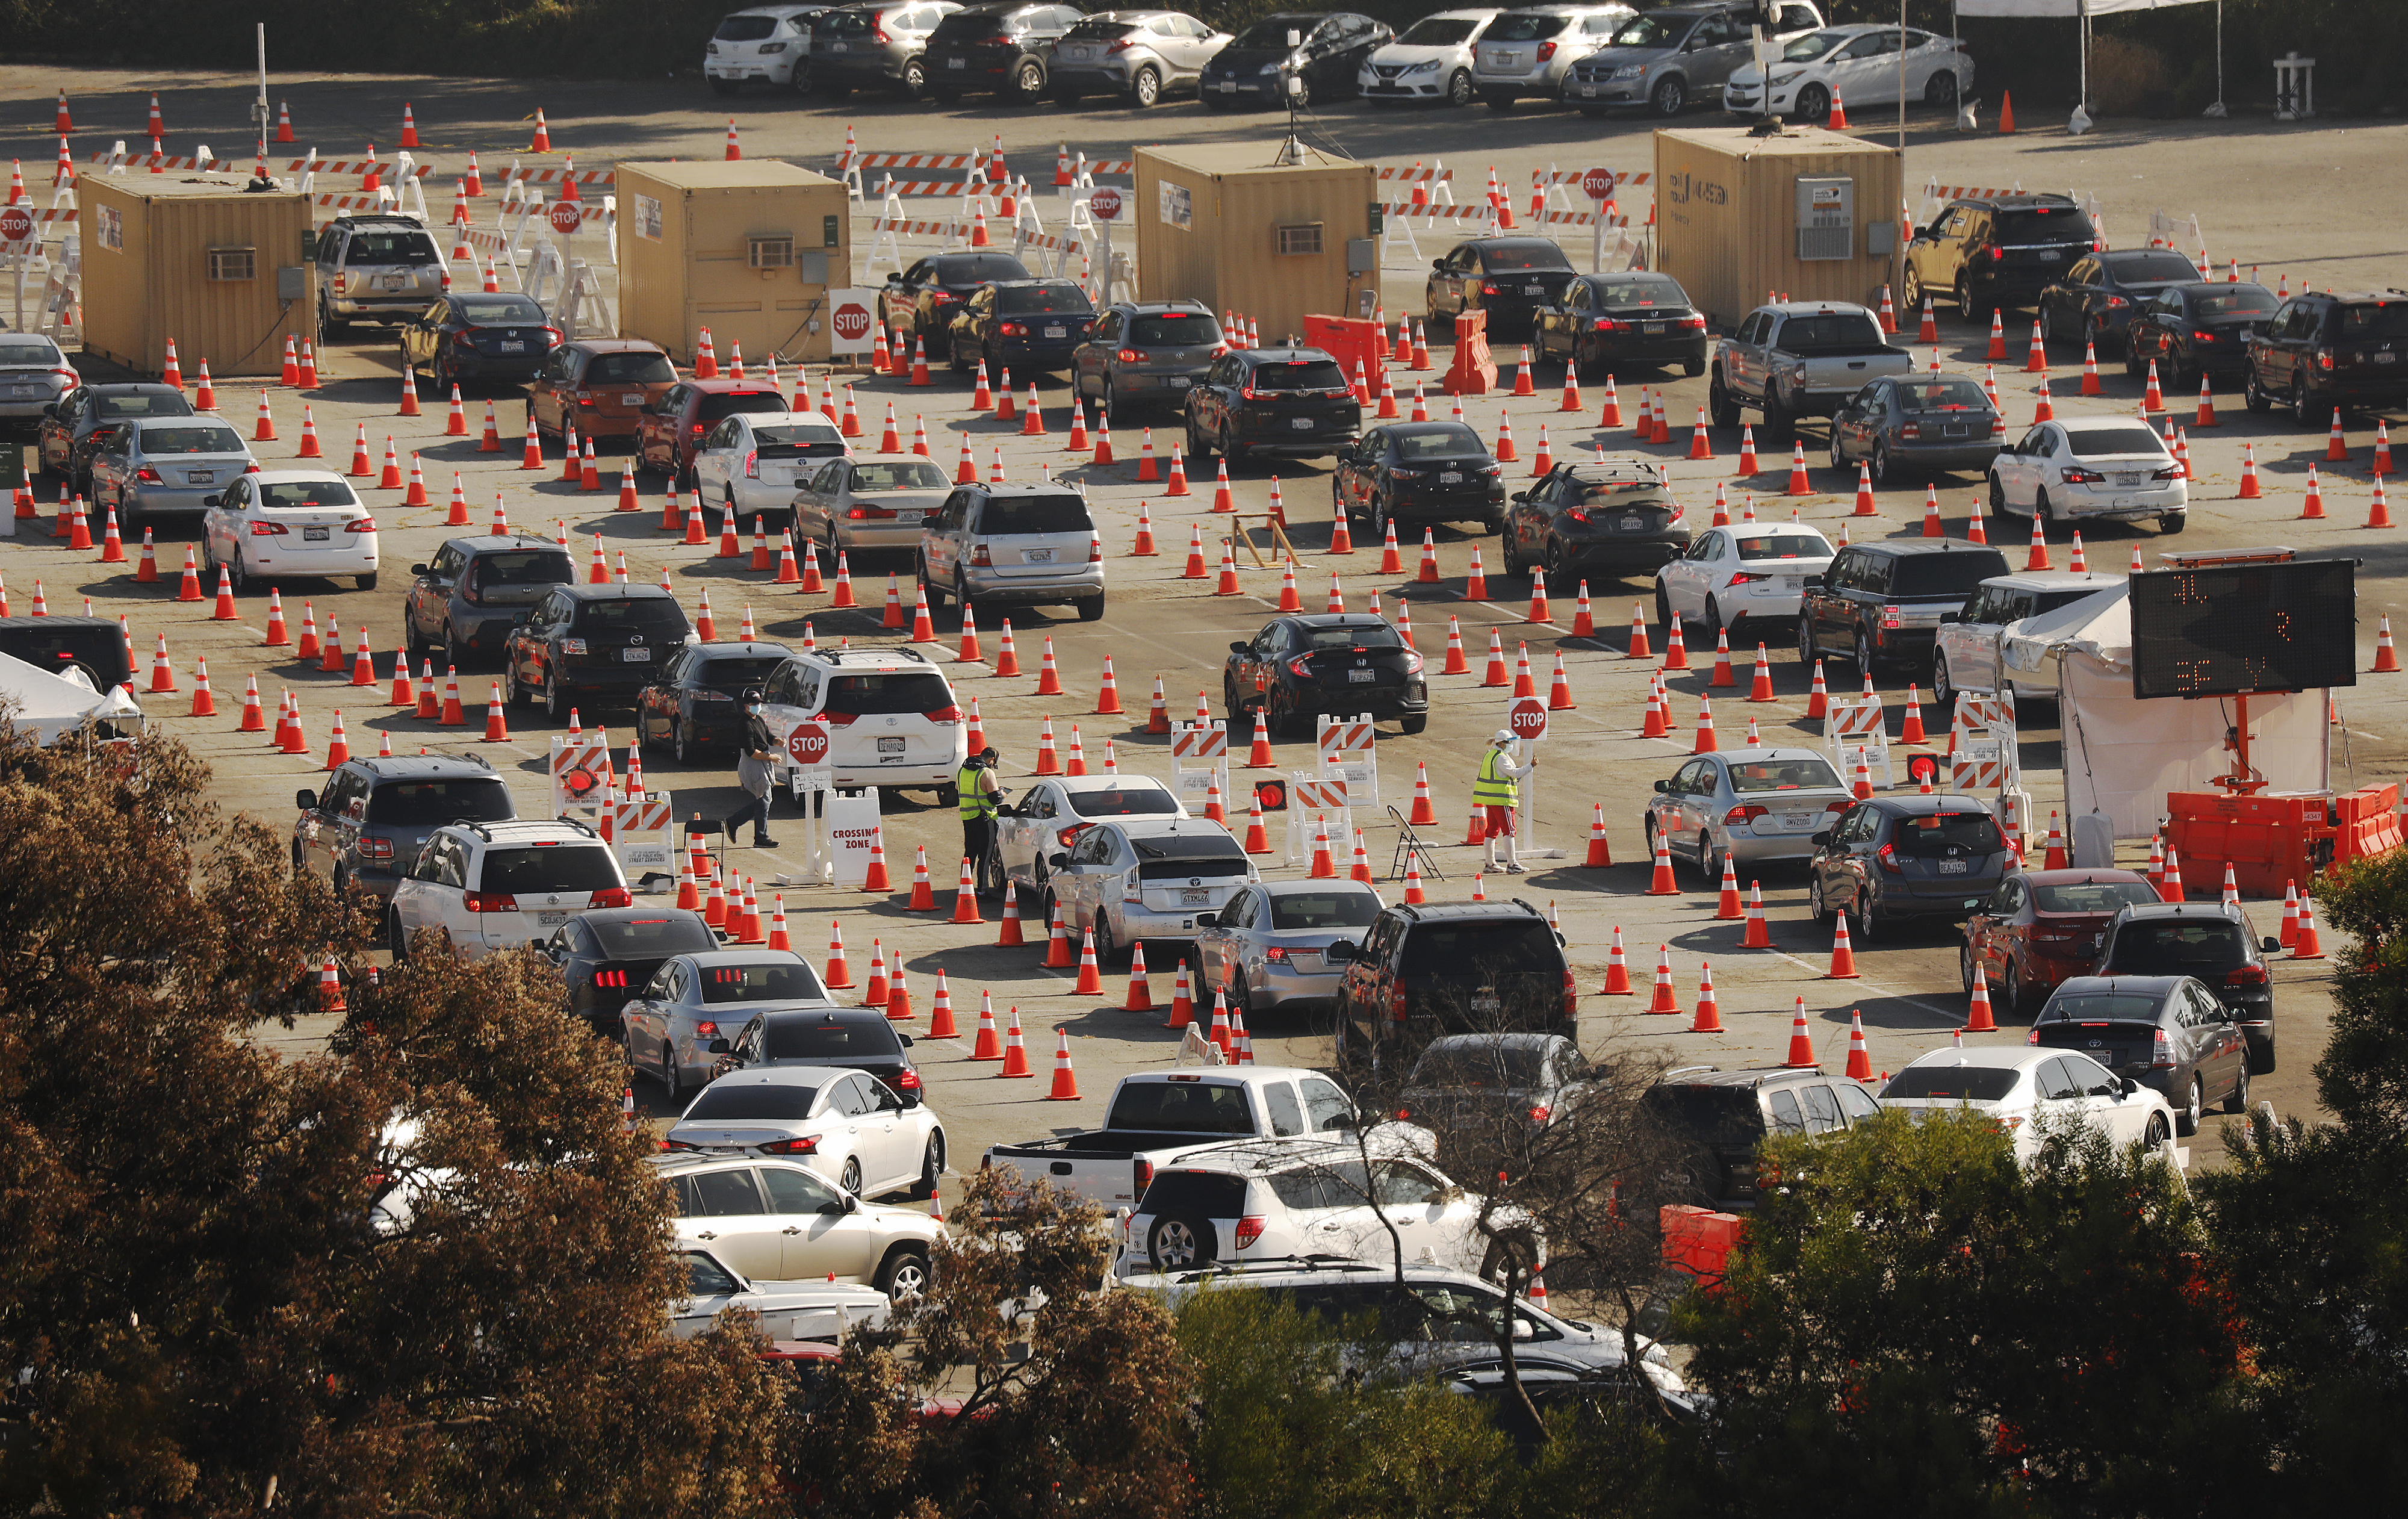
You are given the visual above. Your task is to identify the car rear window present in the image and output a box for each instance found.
[1268,890,1382,930]
[135,424,246,455]
[586,350,677,384]
[976,493,1093,535]
[1105,1079,1255,1134]
[2105,920,2249,973]
[681,1083,817,1121]
[998,284,1094,315]
[1300,624,1404,651]
[2039,993,2165,1024]
[697,391,787,423]
[477,843,622,893]
[1775,312,1887,350]
[467,550,575,591]
[1895,379,1990,413]
[763,1014,903,1061]
[0,338,61,365]
[1640,1086,1764,1146]
[256,480,363,511]
[2034,880,2159,914]
[574,597,692,633]
[1888,551,2010,598]
[453,296,547,324]
[1250,359,1349,392]
[695,655,786,691]
[1881,1066,2019,1101]
[823,671,954,716]
[2337,302,2408,340]
[1394,425,1487,458]
[2068,424,2171,458]
[365,777,515,825]
[2112,251,2203,283]
[852,459,950,491]
[2195,286,2276,318]
[817,7,869,34]
[1399,920,1561,976]
[1063,17,1134,39]
[1065,786,1181,818]
[1486,14,1570,40]
[1890,810,2005,856]
[1131,312,1220,345]
[754,422,846,455]
[1996,208,2097,244]
[696,960,830,1004]
[936,253,1033,285]
[1728,757,1843,792]
[1734,532,1829,561]
[1233,19,1309,46]
[1409,1042,1547,1087]
[1138,1170,1249,1218]
[589,916,718,958]
[1480,243,1573,273]
[1591,275,1685,307]
[95,393,194,420]
[715,13,781,40]
[932,12,1005,38]
[347,232,439,265]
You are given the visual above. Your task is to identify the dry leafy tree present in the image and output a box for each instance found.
[0,729,786,1519]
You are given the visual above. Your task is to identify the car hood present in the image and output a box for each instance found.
[1367,42,1469,64]
[1575,44,1677,67]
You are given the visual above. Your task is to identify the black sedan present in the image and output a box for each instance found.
[2028,974,2251,1137]
[710,1005,927,1107]
[1332,421,1504,539]
[398,293,559,391]
[2121,281,2280,389]
[543,907,719,1035]
[1200,11,1392,108]
[1532,272,1710,380]
[1826,374,2004,486]
[2036,247,2206,358]
[945,279,1097,376]
[636,641,794,766]
[878,250,1034,362]
[36,382,194,492]
[1808,795,2015,940]
[1184,347,1362,467]
[1503,459,1690,589]
[1426,237,1579,338]
[1224,614,1428,736]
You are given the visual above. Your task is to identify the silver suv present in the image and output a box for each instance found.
[293,754,514,901]
[1044,10,1232,107]
[1070,301,1224,414]
[1565,1,1820,116]
[386,818,632,962]
[1472,4,1632,108]
[808,0,961,98]
[917,484,1105,620]
[315,214,444,335]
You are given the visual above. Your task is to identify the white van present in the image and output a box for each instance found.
[754,645,967,802]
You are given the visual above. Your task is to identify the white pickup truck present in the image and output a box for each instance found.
[1708,300,1915,444]
[981,1067,1431,1211]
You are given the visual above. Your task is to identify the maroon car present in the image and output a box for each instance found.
[1960,867,2161,1016]
[636,377,789,486]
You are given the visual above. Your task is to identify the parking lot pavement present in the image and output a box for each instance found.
[5,66,2398,1187]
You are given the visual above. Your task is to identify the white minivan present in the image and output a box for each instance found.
[753,646,967,802]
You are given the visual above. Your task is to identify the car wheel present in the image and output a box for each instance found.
[358,573,377,592]
[1098,376,1116,423]
[1227,970,1250,1016]
[660,1043,682,1104]
[1186,415,1214,461]
[1011,60,1045,101]
[1932,650,1953,711]
[1479,1230,1540,1286]
[1989,473,2008,517]
[2160,512,2187,535]
[228,551,252,598]
[2036,488,2055,525]
[1902,264,1925,312]
[673,721,694,767]
[1828,429,1848,474]
[1148,1213,1214,1269]
[1796,610,1817,666]
[1370,493,1394,545]
[1807,871,1832,922]
[544,669,568,720]
[1958,943,1978,995]
[2244,364,2273,414]
[2292,373,2331,431]
[2224,1063,2250,1114]
[1708,373,1741,429]
[1221,423,1245,467]
[1925,69,1958,107]
[2177,1074,2205,1138]
[1998,963,2023,1017]
[1501,528,1525,577]
[388,910,411,961]
[1851,889,1879,944]
[1401,713,1429,735]
[1544,542,1572,595]
[1698,833,1724,886]
[1956,275,1989,326]
[1870,443,1894,490]
[2133,1110,2169,1150]
[876,1245,932,1301]
[1649,75,1686,117]
[1852,624,1878,685]
[899,58,929,99]
[839,1157,863,1195]
[1795,82,1829,123]
[1656,586,1677,632]
[1131,67,1161,108]
[1447,69,1474,107]
[911,1132,945,1199]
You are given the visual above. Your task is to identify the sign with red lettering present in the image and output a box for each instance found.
[547,200,582,235]
[1507,696,1549,742]
[785,722,830,765]
[1087,186,1122,221]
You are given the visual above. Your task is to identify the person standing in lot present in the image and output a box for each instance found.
[1476,729,1534,874]
[723,691,779,848]
[958,745,1003,892]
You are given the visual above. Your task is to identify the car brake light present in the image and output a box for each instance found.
[1727,570,1768,585]
[1288,656,1317,679]
[821,710,860,726]
[1992,416,2007,436]
[2318,350,2335,370]
[1054,824,1087,849]
[1116,347,1146,362]
[359,837,395,860]
[1089,533,1103,564]
[1233,1216,1267,1250]
[694,1022,719,1042]
[345,518,377,533]
[463,891,518,913]
[2150,1026,2177,1068]
[2061,465,2106,484]
[2026,1027,2041,1045]
[1875,842,1902,874]
[690,421,708,435]
[1528,1105,1551,1123]
[134,465,163,483]
[2225,965,2268,986]
[1391,980,1409,1022]
[1000,322,1029,337]
[1684,315,1708,330]
[1537,40,1557,60]
[1565,508,1590,524]
[1134,1157,1153,1194]
[871,13,890,42]
[249,520,287,536]
[1989,247,2004,261]
[898,1066,921,1090]
[559,638,589,655]
[1261,946,1290,963]
[1240,384,1259,400]
[926,704,961,724]
[744,450,759,478]
[1593,318,1622,332]
[593,969,628,987]
[1899,423,1921,441]
[2151,464,2182,480]
[542,326,562,345]
[761,1135,819,1155]
[846,504,897,520]
[1482,283,1503,296]
[1882,606,1903,629]
[2194,329,2218,343]
[589,886,633,909]
[452,329,477,347]
[334,273,349,294]
[970,542,992,567]
[1725,804,1769,825]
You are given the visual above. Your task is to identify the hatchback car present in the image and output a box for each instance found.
[542,907,721,1033]
[1184,347,1362,466]
[1395,1033,1592,1169]
[1426,237,1580,338]
[792,453,955,558]
[1071,300,1224,413]
[878,249,1034,361]
[657,1153,941,1299]
[0,333,78,442]
[387,818,631,961]
[37,382,194,492]
[1200,11,1394,108]
[917,483,1104,617]
[1930,570,2121,706]
[1330,900,1577,1084]
[1987,417,2186,532]
[691,409,850,528]
[1472,4,1630,108]
[635,640,795,764]
[753,645,967,801]
[1904,193,2102,324]
[294,753,515,902]
[1959,868,2161,1015]
[1645,748,1853,883]
[2245,288,2408,425]
[2120,282,2280,391]
[995,774,1188,896]
[398,292,559,391]
[1332,421,1506,539]
[1641,1064,1884,1211]
[1807,794,2014,940]
[638,379,795,488]
[1531,271,1708,379]
[200,470,379,594]
[1878,1047,2176,1163]
[1565,2,1809,117]
[2094,901,2280,1073]
[1044,816,1254,966]
[1194,880,1385,1016]
[808,0,963,98]
[1223,613,1430,737]
[404,533,579,669]
[710,1005,927,1106]
[622,949,837,1101]
[1797,538,2011,680]
[1721,20,1967,121]
[1359,8,1498,105]
[704,4,832,93]
[87,416,258,522]
[1654,521,1833,639]
[2028,975,2250,1137]
[1826,374,2004,485]
[1046,9,1230,105]
[1125,1142,1518,1277]
[666,1065,945,1202]
[1504,456,1691,588]
[923,1,1082,100]
[315,213,445,334]
[528,339,679,444]
[2035,247,2210,357]
[946,279,1097,376]
[504,583,697,718]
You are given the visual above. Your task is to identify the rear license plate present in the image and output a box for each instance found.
[1780,576,1801,589]
[1783,813,1814,828]
[500,341,526,352]
[623,646,652,662]
[188,470,214,484]
[878,736,905,754]
[1441,471,1462,483]
[1171,376,1190,387]
[1940,859,1968,874]
[1644,322,1665,334]
[2377,352,2398,364]
[622,393,645,405]
[1471,993,1501,1014]
[1522,284,1542,295]
[1070,46,1091,59]
[1044,326,1066,338]
[303,525,330,542]
[383,275,407,290]
[830,40,848,50]
[1291,417,1314,430]
[1347,668,1376,683]
[1219,79,1237,93]
[948,56,966,67]
[1943,423,1969,437]
[11,385,39,397]
[537,912,568,926]
[1181,889,1210,905]
[2115,471,2144,486]
[1620,514,1642,529]
[2040,250,2061,261]
[1025,547,1054,562]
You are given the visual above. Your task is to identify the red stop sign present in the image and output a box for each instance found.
[1580,167,1616,202]
[0,206,33,243]
[1507,697,1550,742]
[547,200,582,234]
[1087,186,1123,221]
[785,722,830,766]
[832,300,874,341]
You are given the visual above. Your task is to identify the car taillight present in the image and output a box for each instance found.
[1055,825,1086,848]
[1391,980,1409,1022]
[1562,968,1577,1020]
[2194,329,2219,343]
[1727,571,1768,585]
[1403,650,1424,674]
[1233,1216,1267,1250]
[1989,247,2004,261]
[1482,283,1503,296]
[1592,318,1623,332]
[453,329,477,347]
[821,710,860,726]
[762,1135,819,1155]
[345,518,377,533]
[1134,1157,1153,1194]
[1262,946,1289,963]
[249,520,286,536]
[744,450,759,478]
[1116,347,1146,362]
[1725,804,1769,825]
[1106,37,1135,53]
[134,465,163,483]
[334,273,349,294]
[690,421,708,435]
[543,326,562,344]
[1000,322,1029,337]
[589,886,632,909]
[463,891,518,913]
[663,1138,699,1151]
[846,505,897,520]
[2225,965,2268,986]
[1991,416,2007,435]
[1240,384,1259,400]
[1875,842,1902,874]
[1288,656,1317,679]
[559,638,589,655]
[593,969,628,988]
[1528,1105,1551,1124]
[1537,40,1557,60]
[898,1066,921,1090]
[970,542,992,567]
[1564,508,1590,524]
[694,1022,718,1041]
[2026,1028,2041,1044]
[1899,423,1921,441]
[926,704,961,724]
[359,837,395,860]
[1684,315,1708,330]
[2317,350,2335,370]
[2150,1027,2176,1068]
[1088,533,1102,564]
[1882,606,1903,629]
[2061,465,2106,484]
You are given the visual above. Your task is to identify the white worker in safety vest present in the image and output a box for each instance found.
[1474,728,1535,874]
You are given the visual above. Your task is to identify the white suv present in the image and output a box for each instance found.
[1930,570,2122,706]
[387,819,631,961]
[754,645,968,802]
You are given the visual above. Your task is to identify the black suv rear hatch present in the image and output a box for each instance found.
[566,597,692,677]
[1399,918,1568,1031]
[1992,206,2099,278]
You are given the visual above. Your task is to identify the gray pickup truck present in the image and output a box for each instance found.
[1708,301,1915,444]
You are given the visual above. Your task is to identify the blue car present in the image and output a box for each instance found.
[946,279,1096,376]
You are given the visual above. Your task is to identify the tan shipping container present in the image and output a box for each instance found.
[1652,124,1904,329]
[78,173,315,379]
[1133,146,1378,343]
[615,160,852,368]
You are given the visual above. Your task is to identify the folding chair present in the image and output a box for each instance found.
[1386,804,1445,883]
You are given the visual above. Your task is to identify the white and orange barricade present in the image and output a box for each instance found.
[1169,719,1229,813]
[1314,712,1380,809]
[1820,694,1893,791]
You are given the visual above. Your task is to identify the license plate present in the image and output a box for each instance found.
[303,525,330,541]
[1471,993,1501,1014]
[2378,352,2398,364]
[2040,250,2061,261]
[1644,322,1665,334]
[1522,284,1542,295]
[538,912,568,926]
[11,385,38,397]
[830,40,848,50]
[1347,668,1376,683]
[1025,547,1054,562]
[622,393,645,405]
[1940,859,1968,874]
[1581,84,1598,97]
[1071,46,1091,58]
[1621,514,1643,529]
[1044,326,1066,338]
[1780,576,1801,589]
[1783,813,1814,828]
[877,736,905,754]
[1171,376,1190,387]
[1441,471,1462,483]
[1219,79,1237,93]
[2115,471,2143,486]
[188,470,214,484]
[948,56,966,67]
[1182,889,1210,905]
[1291,417,1314,430]
[623,646,652,662]
[383,275,406,290]
[500,341,526,352]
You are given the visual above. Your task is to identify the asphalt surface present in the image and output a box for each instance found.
[5,63,2404,1201]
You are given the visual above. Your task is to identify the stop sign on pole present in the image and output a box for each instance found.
[1507,697,1550,742]
[1087,186,1122,220]
[1580,167,1617,203]
[546,200,582,235]
[785,722,830,766]
[831,299,873,343]
[0,206,32,244]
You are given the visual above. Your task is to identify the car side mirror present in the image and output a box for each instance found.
[200,492,222,509]
[296,789,319,810]
[1652,778,1669,793]
[2262,937,2282,955]
[1193,911,1217,928]
[2121,1075,2141,1097]
[1230,641,1251,656]
[1802,575,1825,590]
[1509,491,1527,504]
[1047,853,1069,869]
[1811,829,1832,845]
[1324,939,1357,963]
[1938,611,1959,624]
[843,1193,859,1213]
[1432,261,1449,275]
[41,403,57,417]
[410,563,430,576]
[885,272,902,283]
[707,1038,731,1055]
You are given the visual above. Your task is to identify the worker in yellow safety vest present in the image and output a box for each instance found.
[957,746,1004,894]
[1474,729,1535,873]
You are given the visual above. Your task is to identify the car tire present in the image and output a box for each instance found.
[898,58,929,100]
[1698,833,1724,886]
[2035,488,2055,526]
[1999,962,2024,1018]
[1795,82,1829,123]
[2039,303,2061,350]
[1011,60,1046,101]
[1227,969,1250,1016]
[1760,394,1793,447]
[661,1043,683,1105]
[359,573,377,592]
[1989,473,2009,517]
[1708,373,1741,429]
[1851,889,1879,945]
[1370,493,1394,546]
[2244,364,2273,414]
[1147,1213,1215,1269]
[1852,624,1878,685]
[1958,943,1979,995]
[1827,428,1847,474]
[839,1156,863,1195]
[1479,1230,1540,1286]
[1932,649,1953,711]
[1649,75,1686,117]
[544,669,568,720]
[1956,275,1990,326]
[1130,67,1161,108]
[1501,529,1525,577]
[911,1132,945,1199]
[1076,594,1106,622]
[1544,542,1572,595]
[1401,713,1429,735]
[1902,264,1925,314]
[1221,423,1245,468]
[1807,871,1832,922]
[388,910,411,961]
[1447,69,1475,107]
[875,1244,931,1300]
[2292,374,2331,432]
[1655,586,1677,633]
[2161,512,2186,534]
[674,722,694,768]
[1796,609,1817,666]
[2177,1074,2205,1138]
[1925,69,1958,107]
[1186,415,1215,461]
[1870,443,1895,490]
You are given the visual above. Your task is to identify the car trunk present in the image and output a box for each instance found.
[1240,360,1353,432]
[821,671,958,769]
[1567,498,1681,538]
[1293,638,1417,696]
[1126,312,1222,361]
[2033,1019,2161,1075]
[1885,553,2011,629]
[475,842,628,929]
[1395,451,1497,503]
[1991,210,2098,276]
[141,447,250,493]
[1732,791,1851,840]
[565,598,691,677]
[1132,851,1250,915]
[1398,920,1568,1031]
[1483,268,1578,305]
[2026,909,2116,960]
[258,497,369,552]
[971,494,1094,580]
[1884,811,2008,899]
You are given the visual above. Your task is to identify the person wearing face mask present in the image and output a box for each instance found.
[957,746,1003,894]
[722,689,779,848]
[1475,729,1534,874]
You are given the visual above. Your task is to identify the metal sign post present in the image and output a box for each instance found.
[1581,168,1615,273]
[1505,695,1560,859]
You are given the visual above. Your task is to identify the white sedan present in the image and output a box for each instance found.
[1987,416,2188,531]
[995,774,1190,897]
[1356,8,1500,106]
[671,1248,893,1341]
[201,469,379,594]
[1722,24,1973,121]
[690,409,850,529]
[1877,1046,2176,1164]
[667,1065,945,1201]
[1654,522,1834,639]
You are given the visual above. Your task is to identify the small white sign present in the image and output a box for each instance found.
[1158,180,1192,231]
[634,193,663,242]
[95,204,122,252]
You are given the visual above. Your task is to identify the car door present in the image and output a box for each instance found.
[529,344,569,434]
[677,1167,787,1280]
[1962,876,2014,984]
[1062,825,1121,928]
[1813,548,1863,651]
[692,415,739,499]
[1651,758,1711,854]
[1911,203,1970,296]
[858,1076,919,1191]
[1686,11,1749,93]
[641,384,684,470]
[1197,886,1250,992]
[1428,244,1471,318]
[758,1162,882,1279]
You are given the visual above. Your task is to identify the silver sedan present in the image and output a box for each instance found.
[621,949,835,1101]
[792,453,954,557]
[1193,880,1385,1016]
[1826,374,2004,487]
[88,416,258,521]
[995,774,1189,897]
[1642,746,1854,883]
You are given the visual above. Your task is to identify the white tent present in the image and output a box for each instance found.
[1956,0,2226,121]
[2002,581,2328,838]
[0,651,146,747]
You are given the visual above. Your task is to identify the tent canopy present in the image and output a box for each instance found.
[0,651,144,747]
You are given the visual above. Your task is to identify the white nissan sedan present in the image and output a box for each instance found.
[1876,1046,2177,1164]
[202,469,380,594]
[666,1065,946,1202]
[1987,415,2188,533]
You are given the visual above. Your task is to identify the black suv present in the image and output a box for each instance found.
[504,584,695,718]
[1505,457,1691,589]
[1808,794,2015,939]
[1329,900,1575,1084]
[1798,538,2009,680]
[544,906,721,1033]
[293,754,515,901]
[2093,901,2281,1074]
[924,2,1083,101]
[1223,613,1430,736]
[1904,194,2101,323]
[1641,1066,1884,1211]
[0,615,135,692]
[2244,288,2408,427]
[405,534,579,670]
[878,250,1035,363]
[1184,347,1362,467]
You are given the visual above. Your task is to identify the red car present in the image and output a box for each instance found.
[636,377,789,486]
[529,338,678,446]
[1960,868,2161,1016]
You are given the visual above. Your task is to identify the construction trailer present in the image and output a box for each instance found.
[1651,123,1905,328]
[77,172,315,379]
[616,160,852,367]
[1132,144,1379,343]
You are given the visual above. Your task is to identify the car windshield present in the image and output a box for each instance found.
[851,460,950,491]
[1485,14,1569,40]
[695,961,830,1004]
[1607,14,1684,47]
[1300,624,1405,650]
[1481,243,1573,272]
[1251,359,1349,391]
[2106,920,2249,972]
[1728,757,1843,792]
[1399,920,1560,975]
[1063,18,1134,38]
[2041,993,2166,1023]
[998,284,1093,315]
[715,14,781,39]
[1064,786,1182,818]
[823,671,954,716]
[978,493,1093,534]
[1409,1042,1549,1087]
[683,1253,743,1296]
[2069,424,2171,459]
[2034,880,2161,913]
[1882,1066,2019,1101]
[1996,207,2097,244]
[477,843,622,893]
[1267,890,1383,930]
[763,1016,903,1061]
[466,550,574,589]
[347,231,439,265]
[2338,302,2408,340]
[1896,379,1991,413]
[1590,275,1684,308]
[1890,811,2005,856]
[1232,19,1308,46]
[1395,425,1488,458]
[1777,313,1886,350]
[1733,532,1829,561]
[365,777,514,825]
[1889,551,2008,598]
[754,422,846,454]
[575,597,690,631]
[256,480,362,510]
[0,338,61,365]
[1130,311,1220,345]
[695,655,787,691]
[681,1084,818,1120]
[453,296,547,324]
[1400,16,1482,43]
[586,350,678,384]
[2111,252,2202,283]
[2194,285,2277,318]
[935,254,1032,285]
[1781,28,1850,61]
[95,393,194,420]
[1106,1079,1254,1134]
[588,916,718,957]
[137,425,248,455]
